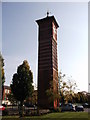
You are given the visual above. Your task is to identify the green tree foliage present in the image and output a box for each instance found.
[77,92,88,103]
[88,93,90,105]
[10,60,34,117]
[65,80,77,103]
[25,90,37,106]
[7,92,17,107]
[73,93,80,103]
[58,72,77,103]
[31,90,37,105]
[58,72,89,104]
[58,72,66,104]
[46,81,60,107]
[0,52,5,98]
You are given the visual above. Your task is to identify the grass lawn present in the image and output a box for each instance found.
[1,112,90,120]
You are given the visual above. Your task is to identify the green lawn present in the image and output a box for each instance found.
[1,112,90,120]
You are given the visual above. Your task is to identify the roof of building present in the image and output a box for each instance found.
[36,15,59,28]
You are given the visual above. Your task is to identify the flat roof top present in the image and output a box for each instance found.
[36,15,59,28]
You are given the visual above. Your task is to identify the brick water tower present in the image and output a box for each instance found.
[36,13,59,109]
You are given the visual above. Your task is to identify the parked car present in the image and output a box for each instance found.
[82,103,89,108]
[0,105,8,116]
[75,105,84,112]
[0,106,5,111]
[24,102,35,107]
[61,103,75,112]
[2,104,7,107]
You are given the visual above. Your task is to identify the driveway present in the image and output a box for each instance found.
[84,108,90,112]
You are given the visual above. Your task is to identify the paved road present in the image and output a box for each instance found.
[84,108,90,112]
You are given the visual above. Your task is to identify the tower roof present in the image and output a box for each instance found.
[36,15,59,28]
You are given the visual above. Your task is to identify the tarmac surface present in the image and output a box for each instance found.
[84,108,90,113]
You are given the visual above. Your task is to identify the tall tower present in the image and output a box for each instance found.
[36,14,59,109]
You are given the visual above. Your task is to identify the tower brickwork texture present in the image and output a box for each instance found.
[36,15,59,109]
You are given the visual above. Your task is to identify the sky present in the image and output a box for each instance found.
[1,2,88,92]
[1,0,90,2]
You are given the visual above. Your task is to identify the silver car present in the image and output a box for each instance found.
[61,103,75,112]
[75,105,84,112]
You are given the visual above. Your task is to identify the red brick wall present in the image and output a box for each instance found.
[37,16,59,109]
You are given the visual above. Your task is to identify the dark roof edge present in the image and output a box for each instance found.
[36,15,59,28]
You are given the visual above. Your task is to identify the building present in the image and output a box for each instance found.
[2,85,11,105]
[36,13,59,109]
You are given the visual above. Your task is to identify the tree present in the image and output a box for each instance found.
[7,92,17,107]
[77,92,88,103]
[73,93,80,103]
[25,90,37,106]
[65,79,77,103]
[31,90,37,105]
[0,52,5,99]
[58,72,67,104]
[87,93,90,106]
[10,60,34,117]
[58,72,78,103]
[46,81,60,108]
